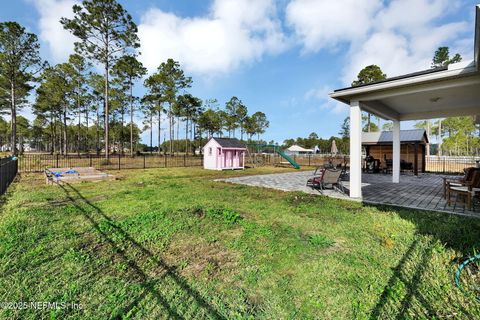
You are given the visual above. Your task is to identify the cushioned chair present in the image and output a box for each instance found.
[307,168,343,193]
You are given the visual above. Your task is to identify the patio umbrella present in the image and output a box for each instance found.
[330,140,338,155]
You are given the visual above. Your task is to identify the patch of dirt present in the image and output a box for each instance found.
[163,236,240,280]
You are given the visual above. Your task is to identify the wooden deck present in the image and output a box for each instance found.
[219,172,480,218]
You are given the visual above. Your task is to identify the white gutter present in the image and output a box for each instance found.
[329,64,477,101]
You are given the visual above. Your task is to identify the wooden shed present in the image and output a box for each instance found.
[362,129,429,175]
[203,137,246,170]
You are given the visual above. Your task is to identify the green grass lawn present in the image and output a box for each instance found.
[1,167,479,319]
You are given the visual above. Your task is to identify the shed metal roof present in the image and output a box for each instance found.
[362,129,429,145]
[211,137,246,149]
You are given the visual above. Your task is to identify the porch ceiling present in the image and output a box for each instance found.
[359,72,480,121]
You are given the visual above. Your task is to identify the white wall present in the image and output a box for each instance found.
[203,139,221,170]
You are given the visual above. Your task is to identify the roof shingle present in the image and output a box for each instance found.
[212,138,246,149]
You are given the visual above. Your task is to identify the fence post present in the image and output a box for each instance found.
[184,154,186,167]
[443,157,446,173]
[143,154,146,169]
[308,154,311,166]
[89,154,92,167]
[56,154,59,168]
[165,154,167,168]
[0,158,3,194]
[118,153,121,170]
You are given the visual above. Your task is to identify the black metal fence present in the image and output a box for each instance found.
[17,153,203,173]
[14,153,480,174]
[0,156,18,195]
[264,154,478,174]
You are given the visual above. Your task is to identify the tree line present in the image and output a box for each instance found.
[0,0,269,157]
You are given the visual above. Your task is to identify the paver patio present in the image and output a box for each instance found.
[219,171,480,218]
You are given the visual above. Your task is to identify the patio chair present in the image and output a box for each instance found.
[442,167,477,198]
[382,158,393,174]
[306,167,325,188]
[306,168,343,193]
[446,170,480,211]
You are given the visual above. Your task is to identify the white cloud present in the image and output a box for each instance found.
[29,0,78,63]
[286,0,471,86]
[138,0,287,75]
[286,0,382,52]
[343,0,469,83]
[305,85,348,114]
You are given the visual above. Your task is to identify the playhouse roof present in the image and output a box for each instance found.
[211,137,246,149]
[362,129,429,145]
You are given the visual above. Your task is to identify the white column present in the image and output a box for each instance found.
[349,101,362,198]
[392,120,400,183]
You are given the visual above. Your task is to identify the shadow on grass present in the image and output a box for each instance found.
[366,203,480,319]
[58,182,227,320]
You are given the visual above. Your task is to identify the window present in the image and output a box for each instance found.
[208,148,212,155]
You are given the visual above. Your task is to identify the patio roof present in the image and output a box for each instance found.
[329,5,480,121]
[329,5,480,199]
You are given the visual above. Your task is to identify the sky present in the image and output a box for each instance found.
[0,0,478,145]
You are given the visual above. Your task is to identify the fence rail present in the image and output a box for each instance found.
[425,156,480,174]
[258,154,479,174]
[0,156,18,195]
[14,153,480,174]
[17,154,203,173]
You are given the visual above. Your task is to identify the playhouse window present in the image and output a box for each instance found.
[208,148,212,155]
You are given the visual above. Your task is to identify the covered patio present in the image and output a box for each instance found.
[329,4,480,200]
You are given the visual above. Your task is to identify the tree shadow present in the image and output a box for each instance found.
[369,203,480,253]
[58,182,227,319]
[366,203,480,319]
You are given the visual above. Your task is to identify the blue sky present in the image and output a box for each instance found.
[1,0,478,144]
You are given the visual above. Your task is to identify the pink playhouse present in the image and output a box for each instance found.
[203,137,246,170]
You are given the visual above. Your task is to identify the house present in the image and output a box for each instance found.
[203,137,246,170]
[363,129,429,175]
[330,4,480,198]
[286,145,314,155]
